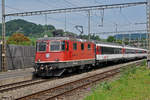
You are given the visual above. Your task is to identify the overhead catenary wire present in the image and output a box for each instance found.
[119,7,132,24]
[3,1,146,36]
[1,1,147,37]
[36,0,89,33]
[36,0,58,9]
[5,2,147,17]
[0,3,26,13]
[47,15,88,28]
[63,0,77,7]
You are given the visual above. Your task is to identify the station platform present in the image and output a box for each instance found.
[0,68,34,86]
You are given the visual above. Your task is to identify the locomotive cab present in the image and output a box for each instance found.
[35,40,66,62]
[35,39,68,76]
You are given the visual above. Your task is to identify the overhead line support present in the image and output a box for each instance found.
[1,0,7,72]
[5,2,147,17]
[93,30,147,34]
[0,1,148,71]
[88,10,91,40]
[147,0,150,68]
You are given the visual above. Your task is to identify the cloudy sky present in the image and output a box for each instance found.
[0,0,147,38]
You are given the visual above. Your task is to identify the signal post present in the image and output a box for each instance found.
[147,0,150,68]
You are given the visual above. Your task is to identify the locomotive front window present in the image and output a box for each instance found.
[36,42,46,52]
[50,41,61,51]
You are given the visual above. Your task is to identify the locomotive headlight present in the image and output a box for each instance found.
[40,66,44,70]
[46,53,50,58]
[56,58,59,61]
[38,59,40,62]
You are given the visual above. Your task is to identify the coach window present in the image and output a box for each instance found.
[81,43,84,50]
[132,50,135,54]
[119,49,122,54]
[114,48,117,54]
[88,44,91,50]
[115,48,121,54]
[139,50,143,53]
[125,49,129,54]
[73,43,77,50]
[102,47,115,54]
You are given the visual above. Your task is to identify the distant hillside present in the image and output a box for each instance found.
[0,19,56,37]
[114,33,147,40]
[0,19,101,41]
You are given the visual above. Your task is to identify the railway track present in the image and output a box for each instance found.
[0,78,53,93]
[16,60,143,100]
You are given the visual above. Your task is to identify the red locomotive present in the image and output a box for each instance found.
[34,37,147,77]
[35,37,95,76]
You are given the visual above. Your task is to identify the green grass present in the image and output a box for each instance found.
[84,61,150,100]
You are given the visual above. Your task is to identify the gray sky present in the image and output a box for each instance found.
[1,0,147,38]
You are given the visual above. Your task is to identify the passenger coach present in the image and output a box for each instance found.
[96,42,147,64]
[124,46,147,60]
[96,43,123,64]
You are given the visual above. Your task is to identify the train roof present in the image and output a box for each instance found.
[124,46,147,51]
[96,43,123,48]
[95,41,123,46]
[95,41,123,48]
[96,41,147,51]
[37,37,147,51]
[37,37,94,43]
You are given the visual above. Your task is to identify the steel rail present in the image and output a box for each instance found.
[46,69,120,100]
[15,66,127,100]
[16,59,144,100]
[16,68,121,100]
[0,79,52,93]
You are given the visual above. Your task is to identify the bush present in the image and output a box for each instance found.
[7,33,32,46]
[100,82,112,91]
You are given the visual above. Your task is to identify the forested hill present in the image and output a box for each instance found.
[0,19,101,41]
[0,19,56,37]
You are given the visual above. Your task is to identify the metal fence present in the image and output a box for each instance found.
[0,44,35,71]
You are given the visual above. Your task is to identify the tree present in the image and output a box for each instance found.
[3,19,56,37]
[7,33,32,46]
[116,40,122,44]
[65,31,77,37]
[42,30,53,37]
[124,38,129,45]
[90,34,101,41]
[107,36,116,43]
[52,29,64,37]
[80,35,89,39]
